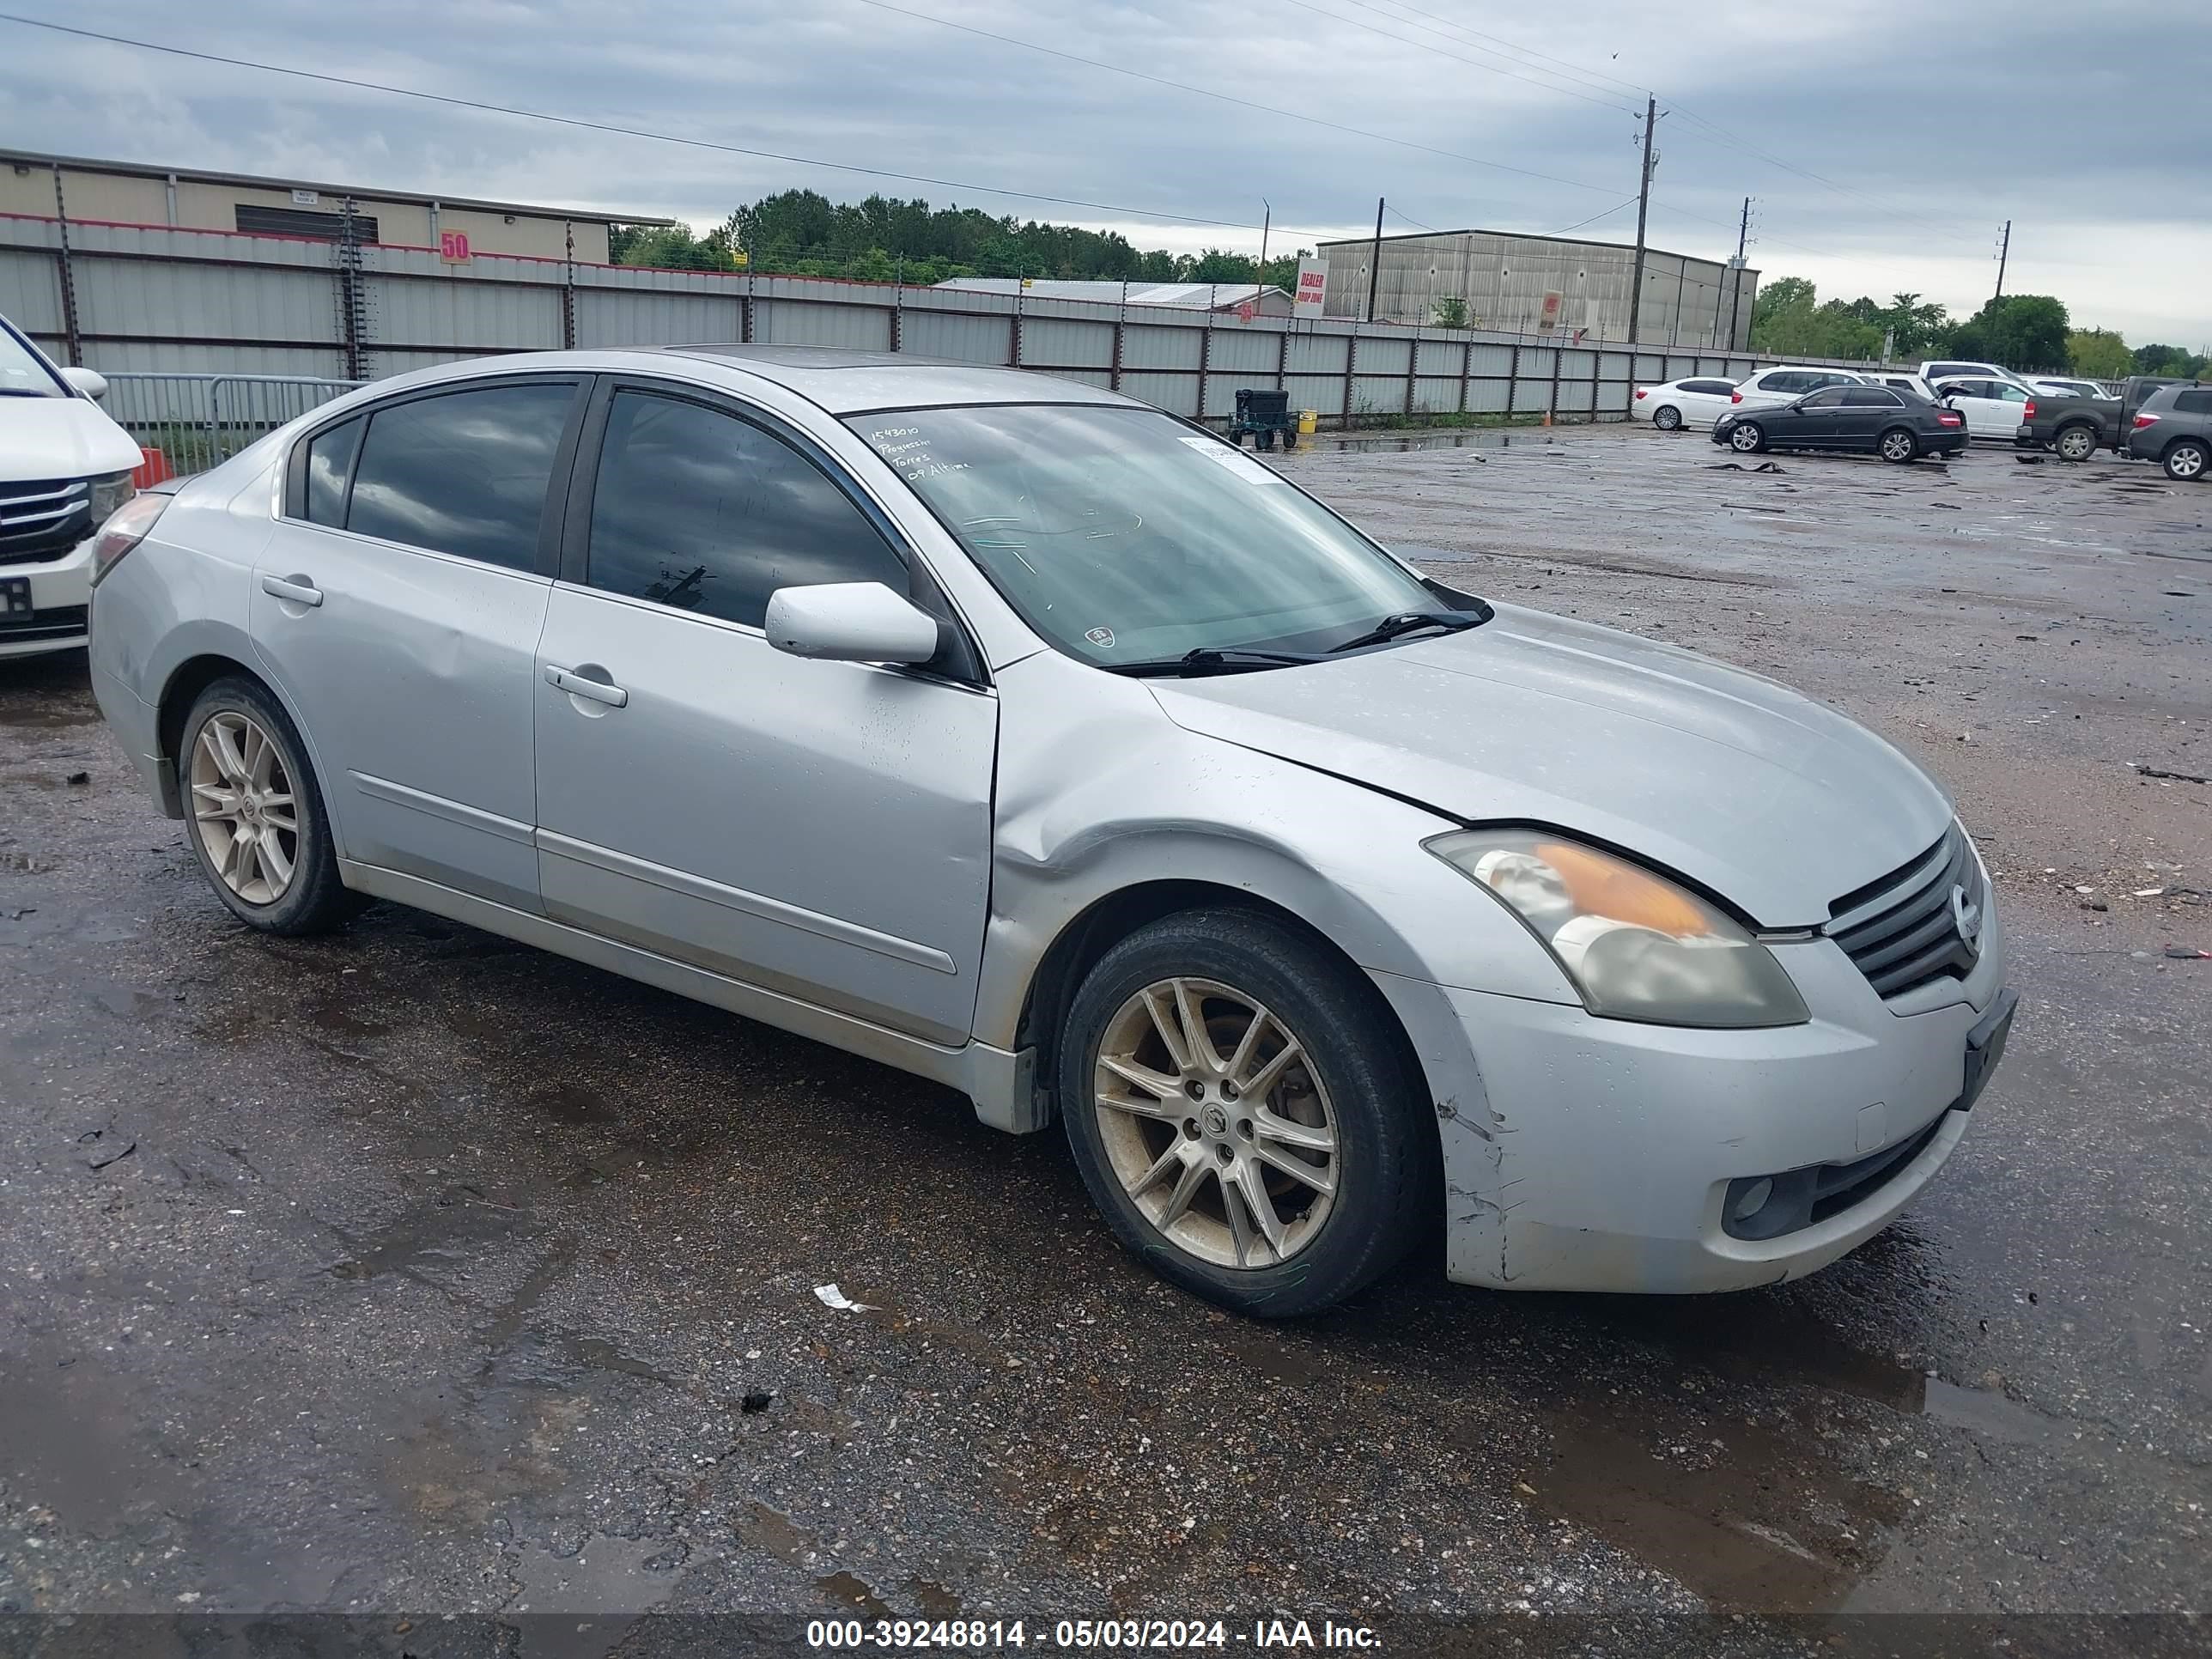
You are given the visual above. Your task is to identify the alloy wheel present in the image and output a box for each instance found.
[1881,429,1916,462]
[1654,405,1682,431]
[2170,443,2206,481]
[1730,423,1763,452]
[1091,976,1339,1270]
[189,710,300,905]
[2057,427,2094,461]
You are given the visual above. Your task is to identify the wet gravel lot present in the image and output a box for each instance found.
[2,427,2208,1648]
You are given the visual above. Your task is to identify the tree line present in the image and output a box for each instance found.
[1749,278,2205,380]
[609,188,1310,290]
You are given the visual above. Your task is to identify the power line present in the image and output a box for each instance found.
[1386,204,1443,233]
[1350,0,1650,105]
[0,9,1352,242]
[1273,0,1641,113]
[844,0,1625,198]
[1549,197,1640,236]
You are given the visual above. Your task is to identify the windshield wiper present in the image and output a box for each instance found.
[1327,611,1482,653]
[1102,647,1322,678]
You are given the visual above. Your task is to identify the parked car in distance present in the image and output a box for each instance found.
[1867,371,1939,402]
[0,312,145,661]
[1932,377,2042,439]
[1919,360,2036,392]
[1729,364,1870,412]
[2012,375,2189,460]
[2124,383,2212,480]
[2028,377,2109,402]
[86,346,2014,1316]
[1631,376,1741,430]
[1712,383,1966,461]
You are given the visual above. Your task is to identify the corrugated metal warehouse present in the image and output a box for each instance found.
[1316,228,1758,349]
[0,149,671,264]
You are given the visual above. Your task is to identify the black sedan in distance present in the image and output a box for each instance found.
[1711,384,1966,462]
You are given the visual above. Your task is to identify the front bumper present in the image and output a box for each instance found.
[1373,905,2011,1293]
[0,534,94,659]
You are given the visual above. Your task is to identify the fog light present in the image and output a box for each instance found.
[1729,1177,1773,1222]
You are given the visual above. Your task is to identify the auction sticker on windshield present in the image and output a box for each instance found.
[1176,433,1287,483]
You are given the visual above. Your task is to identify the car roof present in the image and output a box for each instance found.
[653,343,1137,414]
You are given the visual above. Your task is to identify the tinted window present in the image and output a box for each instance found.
[587,390,906,629]
[1843,388,1904,407]
[347,383,574,569]
[305,417,362,526]
[1682,379,1735,395]
[1798,388,1847,408]
[2174,390,2212,415]
[1758,372,1803,392]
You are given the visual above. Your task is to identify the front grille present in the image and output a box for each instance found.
[1828,824,1985,999]
[0,605,88,641]
[0,477,92,566]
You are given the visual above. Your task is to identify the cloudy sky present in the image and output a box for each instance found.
[3,0,2206,344]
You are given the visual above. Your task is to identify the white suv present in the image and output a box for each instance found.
[1729,365,1870,412]
[0,313,143,660]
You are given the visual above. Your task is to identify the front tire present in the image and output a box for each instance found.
[2166,439,2208,482]
[1653,404,1683,431]
[1879,427,1918,463]
[1729,422,1765,453]
[2056,424,2097,462]
[1059,908,1437,1318]
[180,678,354,935]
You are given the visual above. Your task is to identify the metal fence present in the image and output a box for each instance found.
[4,210,1887,470]
[100,372,363,473]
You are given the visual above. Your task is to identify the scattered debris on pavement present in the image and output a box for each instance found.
[814,1283,878,1314]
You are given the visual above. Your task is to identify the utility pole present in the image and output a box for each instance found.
[1364,197,1384,323]
[1626,94,1657,346]
[1724,195,1751,351]
[1259,198,1271,284]
[1993,220,2011,301]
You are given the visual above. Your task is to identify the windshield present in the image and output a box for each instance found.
[0,321,66,398]
[846,404,1443,665]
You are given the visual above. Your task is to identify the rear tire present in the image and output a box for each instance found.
[1729,422,1765,453]
[2056,424,2097,462]
[2165,439,2208,482]
[1059,908,1437,1318]
[1653,404,1683,431]
[1879,427,1918,463]
[179,678,355,936]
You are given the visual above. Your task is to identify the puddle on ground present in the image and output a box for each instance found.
[1530,1407,1905,1611]
[737,1498,817,1565]
[910,1577,963,1618]
[1331,430,1561,453]
[817,1570,893,1620]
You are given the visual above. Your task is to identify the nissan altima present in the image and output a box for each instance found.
[85,347,2015,1316]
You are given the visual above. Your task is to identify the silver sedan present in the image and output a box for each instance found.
[84,347,2016,1316]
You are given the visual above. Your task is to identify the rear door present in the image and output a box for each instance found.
[1838,386,1906,450]
[252,376,586,911]
[531,379,997,1043]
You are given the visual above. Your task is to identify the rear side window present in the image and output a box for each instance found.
[345,382,576,571]
[304,417,362,526]
[2175,390,2212,415]
[1757,372,1802,392]
[1843,388,1904,407]
[585,389,907,629]
[1682,379,1735,395]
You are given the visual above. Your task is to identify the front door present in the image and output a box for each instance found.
[532,381,996,1044]
[1782,386,1850,447]
[250,377,584,911]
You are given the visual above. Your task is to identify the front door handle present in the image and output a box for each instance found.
[545,663,629,708]
[259,574,323,608]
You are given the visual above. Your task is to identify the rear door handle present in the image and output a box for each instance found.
[259,574,323,607]
[544,664,629,708]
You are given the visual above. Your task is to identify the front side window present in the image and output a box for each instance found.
[586,390,906,629]
[847,404,1446,665]
[346,382,575,570]
[1796,388,1847,408]
[1993,384,2030,404]
[0,320,66,398]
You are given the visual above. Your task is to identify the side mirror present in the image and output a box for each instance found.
[763,580,939,665]
[60,366,108,401]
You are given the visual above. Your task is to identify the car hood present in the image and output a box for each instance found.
[1146,603,1954,927]
[0,394,143,481]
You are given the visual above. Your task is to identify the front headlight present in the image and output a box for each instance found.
[88,470,137,526]
[1425,830,1809,1029]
